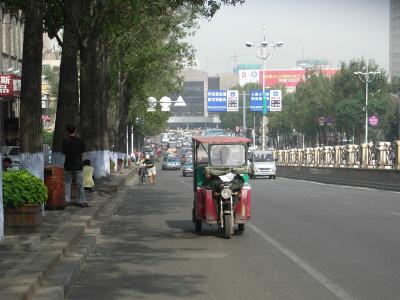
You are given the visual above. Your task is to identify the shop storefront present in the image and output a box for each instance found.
[0,74,21,151]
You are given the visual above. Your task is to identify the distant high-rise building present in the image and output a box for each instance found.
[390,0,400,78]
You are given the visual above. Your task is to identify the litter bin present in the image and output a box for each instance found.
[44,165,65,210]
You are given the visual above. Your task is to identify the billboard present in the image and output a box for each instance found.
[239,70,260,86]
[262,69,305,88]
[239,69,338,90]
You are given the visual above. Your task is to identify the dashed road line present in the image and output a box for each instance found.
[249,223,357,300]
[342,201,356,206]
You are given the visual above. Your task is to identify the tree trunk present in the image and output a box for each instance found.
[52,0,81,166]
[80,32,110,177]
[115,76,131,155]
[19,0,44,179]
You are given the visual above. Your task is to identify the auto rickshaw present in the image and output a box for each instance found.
[192,136,252,239]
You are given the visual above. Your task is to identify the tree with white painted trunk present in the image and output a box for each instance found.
[19,0,45,179]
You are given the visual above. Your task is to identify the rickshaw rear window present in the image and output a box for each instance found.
[196,144,208,163]
[209,144,246,167]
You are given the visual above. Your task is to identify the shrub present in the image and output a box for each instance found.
[2,170,48,208]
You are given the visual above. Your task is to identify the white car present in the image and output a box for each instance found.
[248,150,276,179]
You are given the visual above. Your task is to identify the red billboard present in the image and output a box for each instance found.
[261,69,338,89]
[0,74,21,97]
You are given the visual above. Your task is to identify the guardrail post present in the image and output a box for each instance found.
[395,140,400,170]
[298,149,304,166]
[361,143,368,168]
[334,146,341,167]
[313,148,319,167]
[377,142,391,169]
[347,144,355,167]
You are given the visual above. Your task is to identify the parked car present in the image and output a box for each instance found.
[248,150,276,179]
[182,162,193,177]
[162,156,182,170]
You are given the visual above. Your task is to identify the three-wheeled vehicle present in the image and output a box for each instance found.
[192,136,252,239]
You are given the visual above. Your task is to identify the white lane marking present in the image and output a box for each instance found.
[309,194,320,198]
[248,223,357,300]
[342,201,356,206]
[280,178,400,194]
[388,211,400,217]
[180,180,192,188]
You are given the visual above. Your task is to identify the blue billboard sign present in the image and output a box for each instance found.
[207,90,227,112]
[250,90,270,113]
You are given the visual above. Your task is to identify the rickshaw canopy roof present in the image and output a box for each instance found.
[192,136,252,144]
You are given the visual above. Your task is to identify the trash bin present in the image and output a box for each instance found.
[44,165,65,210]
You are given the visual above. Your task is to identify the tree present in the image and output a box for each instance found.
[18,0,45,179]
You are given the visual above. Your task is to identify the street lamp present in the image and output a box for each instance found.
[245,25,283,151]
[354,60,380,144]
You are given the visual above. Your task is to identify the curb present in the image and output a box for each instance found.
[0,167,137,300]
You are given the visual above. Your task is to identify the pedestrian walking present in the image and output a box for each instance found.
[144,155,156,185]
[62,124,89,207]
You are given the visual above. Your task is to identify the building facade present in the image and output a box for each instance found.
[0,8,23,149]
[167,69,239,129]
[390,0,400,79]
[0,7,24,241]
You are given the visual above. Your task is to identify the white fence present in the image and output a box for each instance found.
[274,141,400,170]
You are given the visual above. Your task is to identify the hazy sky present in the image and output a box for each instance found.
[189,0,389,75]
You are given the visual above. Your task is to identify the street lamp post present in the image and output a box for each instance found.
[354,60,381,144]
[245,25,283,151]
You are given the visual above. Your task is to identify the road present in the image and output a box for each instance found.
[67,169,400,300]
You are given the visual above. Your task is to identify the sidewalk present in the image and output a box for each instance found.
[0,166,137,300]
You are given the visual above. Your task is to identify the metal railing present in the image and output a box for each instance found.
[274,140,400,170]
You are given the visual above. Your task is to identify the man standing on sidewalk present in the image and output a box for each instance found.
[63,124,89,207]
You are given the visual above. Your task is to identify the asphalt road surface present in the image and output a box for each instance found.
[67,169,400,300]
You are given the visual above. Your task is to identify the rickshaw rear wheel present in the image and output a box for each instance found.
[238,224,245,231]
[224,214,232,239]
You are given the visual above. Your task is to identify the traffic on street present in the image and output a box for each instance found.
[66,165,400,300]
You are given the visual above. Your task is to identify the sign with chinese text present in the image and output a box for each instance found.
[226,90,239,112]
[0,75,13,97]
[207,90,227,112]
[250,90,270,113]
[0,74,21,97]
[269,90,282,112]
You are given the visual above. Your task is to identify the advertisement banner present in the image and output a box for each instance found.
[239,70,260,86]
[261,69,305,88]
[269,90,282,112]
[207,90,227,112]
[226,90,239,112]
[261,69,338,90]
[250,90,270,112]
